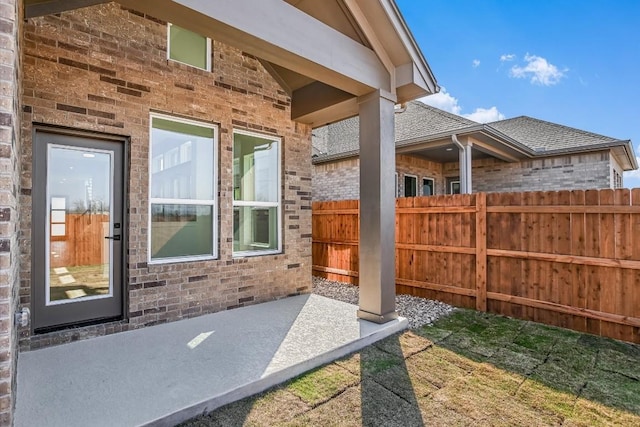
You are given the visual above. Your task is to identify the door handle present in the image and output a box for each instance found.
[105,235,121,241]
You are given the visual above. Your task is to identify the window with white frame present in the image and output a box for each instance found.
[449,178,461,195]
[404,174,417,197]
[613,170,623,188]
[233,131,281,255]
[167,23,211,71]
[149,114,217,262]
[423,177,435,196]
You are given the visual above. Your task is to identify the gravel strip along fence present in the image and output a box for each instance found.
[312,277,455,329]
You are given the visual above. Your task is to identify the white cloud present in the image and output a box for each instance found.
[625,159,640,178]
[500,54,516,62]
[624,161,640,189]
[419,87,505,124]
[509,54,567,86]
[418,87,461,115]
[472,59,481,68]
[463,107,505,123]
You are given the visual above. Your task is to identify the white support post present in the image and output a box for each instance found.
[458,145,467,194]
[464,142,473,193]
[357,89,398,324]
[451,135,473,194]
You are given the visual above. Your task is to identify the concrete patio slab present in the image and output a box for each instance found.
[15,294,407,427]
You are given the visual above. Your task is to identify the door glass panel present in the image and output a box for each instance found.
[47,146,113,304]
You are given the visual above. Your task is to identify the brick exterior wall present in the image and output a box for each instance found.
[312,154,444,201]
[312,158,360,201]
[0,0,20,423]
[395,154,444,196]
[313,151,617,201]
[19,4,312,350]
[444,151,613,193]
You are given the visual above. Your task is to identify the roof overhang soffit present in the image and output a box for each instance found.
[115,0,402,127]
[396,126,534,163]
[26,0,437,127]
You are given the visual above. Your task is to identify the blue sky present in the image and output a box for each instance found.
[396,0,640,188]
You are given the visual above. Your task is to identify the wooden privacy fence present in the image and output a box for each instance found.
[312,189,640,343]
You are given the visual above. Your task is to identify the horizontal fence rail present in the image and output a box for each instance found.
[312,189,640,344]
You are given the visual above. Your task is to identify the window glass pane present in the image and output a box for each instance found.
[151,118,214,200]
[151,204,213,259]
[233,133,279,203]
[233,206,278,252]
[404,175,417,197]
[169,24,208,70]
[451,181,461,194]
[423,179,434,196]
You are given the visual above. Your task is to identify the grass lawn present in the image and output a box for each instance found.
[181,309,640,426]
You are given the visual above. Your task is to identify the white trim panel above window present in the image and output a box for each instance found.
[233,130,282,257]
[167,23,212,71]
[148,113,218,263]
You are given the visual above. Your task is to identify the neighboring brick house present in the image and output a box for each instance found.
[0,0,438,423]
[312,101,637,200]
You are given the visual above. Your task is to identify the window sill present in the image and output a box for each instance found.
[148,254,218,265]
[232,249,282,258]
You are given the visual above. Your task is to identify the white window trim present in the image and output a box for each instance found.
[422,177,435,196]
[167,23,212,72]
[232,129,282,258]
[404,173,418,197]
[148,113,218,264]
[449,179,461,195]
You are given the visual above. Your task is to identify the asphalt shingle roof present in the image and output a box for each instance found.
[487,116,622,153]
[395,101,478,140]
[313,100,627,161]
[313,101,478,158]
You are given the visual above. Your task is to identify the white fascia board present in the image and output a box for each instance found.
[378,0,439,96]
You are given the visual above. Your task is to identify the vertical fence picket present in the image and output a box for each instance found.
[475,193,487,311]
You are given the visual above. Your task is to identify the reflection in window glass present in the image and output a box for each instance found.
[150,118,213,200]
[233,131,281,255]
[47,146,112,303]
[404,175,417,197]
[233,206,278,252]
[423,178,434,196]
[150,115,217,261]
[450,180,461,195]
[150,204,213,259]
